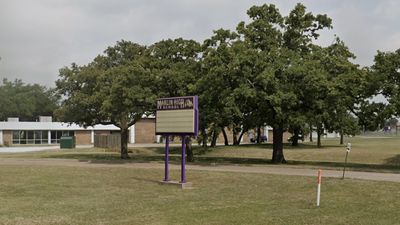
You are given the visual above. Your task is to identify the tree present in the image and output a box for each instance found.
[147,38,201,98]
[302,39,366,146]
[0,79,59,121]
[197,29,239,146]
[146,38,201,161]
[237,3,332,163]
[198,29,259,146]
[372,49,400,116]
[55,40,156,159]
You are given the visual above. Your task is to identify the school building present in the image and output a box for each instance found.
[0,116,159,146]
[0,116,298,147]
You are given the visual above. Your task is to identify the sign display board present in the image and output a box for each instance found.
[156,96,199,135]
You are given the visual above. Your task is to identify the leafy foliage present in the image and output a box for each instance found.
[56,40,156,159]
[372,49,400,116]
[52,3,394,164]
[0,79,59,121]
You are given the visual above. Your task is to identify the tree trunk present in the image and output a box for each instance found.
[120,126,130,159]
[210,130,218,147]
[237,130,245,145]
[233,132,239,145]
[272,125,286,164]
[256,127,261,144]
[317,124,322,148]
[309,123,313,142]
[221,128,229,146]
[202,128,207,148]
[340,131,344,145]
[185,136,194,162]
[291,127,299,146]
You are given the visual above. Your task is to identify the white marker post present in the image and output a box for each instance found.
[316,169,322,206]
[342,143,351,179]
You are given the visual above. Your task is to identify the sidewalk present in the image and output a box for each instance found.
[0,145,93,153]
[0,146,60,153]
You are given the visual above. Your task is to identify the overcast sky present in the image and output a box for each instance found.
[1,0,399,87]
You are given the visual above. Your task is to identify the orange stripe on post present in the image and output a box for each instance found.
[317,169,322,184]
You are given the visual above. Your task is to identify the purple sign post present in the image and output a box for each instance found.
[164,135,169,181]
[156,96,199,185]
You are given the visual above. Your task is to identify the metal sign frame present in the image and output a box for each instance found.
[156,96,199,184]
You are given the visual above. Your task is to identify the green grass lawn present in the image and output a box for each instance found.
[193,137,400,171]
[203,137,400,164]
[1,137,400,172]
[0,165,399,225]
[0,137,399,224]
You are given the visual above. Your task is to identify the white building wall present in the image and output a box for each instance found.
[0,130,3,145]
[156,135,161,143]
[91,130,94,144]
[130,125,135,144]
[48,130,51,144]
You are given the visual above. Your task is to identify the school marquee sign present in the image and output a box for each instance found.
[156,96,199,135]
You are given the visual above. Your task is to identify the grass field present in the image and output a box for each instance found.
[201,137,400,171]
[0,137,400,224]
[1,137,399,172]
[0,165,399,225]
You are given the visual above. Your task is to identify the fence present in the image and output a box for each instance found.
[94,134,121,150]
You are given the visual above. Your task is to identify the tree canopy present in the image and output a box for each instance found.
[372,49,400,116]
[56,40,156,159]
[0,79,59,121]
[53,3,394,162]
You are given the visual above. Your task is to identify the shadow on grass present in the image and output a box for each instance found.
[286,160,400,172]
[194,156,400,172]
[192,143,343,152]
[385,154,400,166]
[41,152,400,172]
[44,153,181,164]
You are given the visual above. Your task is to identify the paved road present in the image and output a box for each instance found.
[0,158,399,183]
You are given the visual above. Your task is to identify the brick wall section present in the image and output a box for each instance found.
[267,130,273,143]
[3,131,12,146]
[268,130,291,143]
[135,119,156,143]
[75,130,91,145]
[217,128,234,144]
[283,131,291,143]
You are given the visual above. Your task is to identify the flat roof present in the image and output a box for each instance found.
[0,122,120,131]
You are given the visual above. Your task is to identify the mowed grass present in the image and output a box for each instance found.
[1,136,400,171]
[0,165,399,225]
[204,137,399,163]
[200,137,400,170]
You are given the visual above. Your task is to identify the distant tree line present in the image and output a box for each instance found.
[0,79,59,121]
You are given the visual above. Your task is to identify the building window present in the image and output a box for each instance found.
[51,131,74,144]
[12,131,20,144]
[11,130,74,145]
[12,130,49,145]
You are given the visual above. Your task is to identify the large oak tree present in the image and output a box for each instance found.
[56,40,156,159]
[237,3,332,163]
